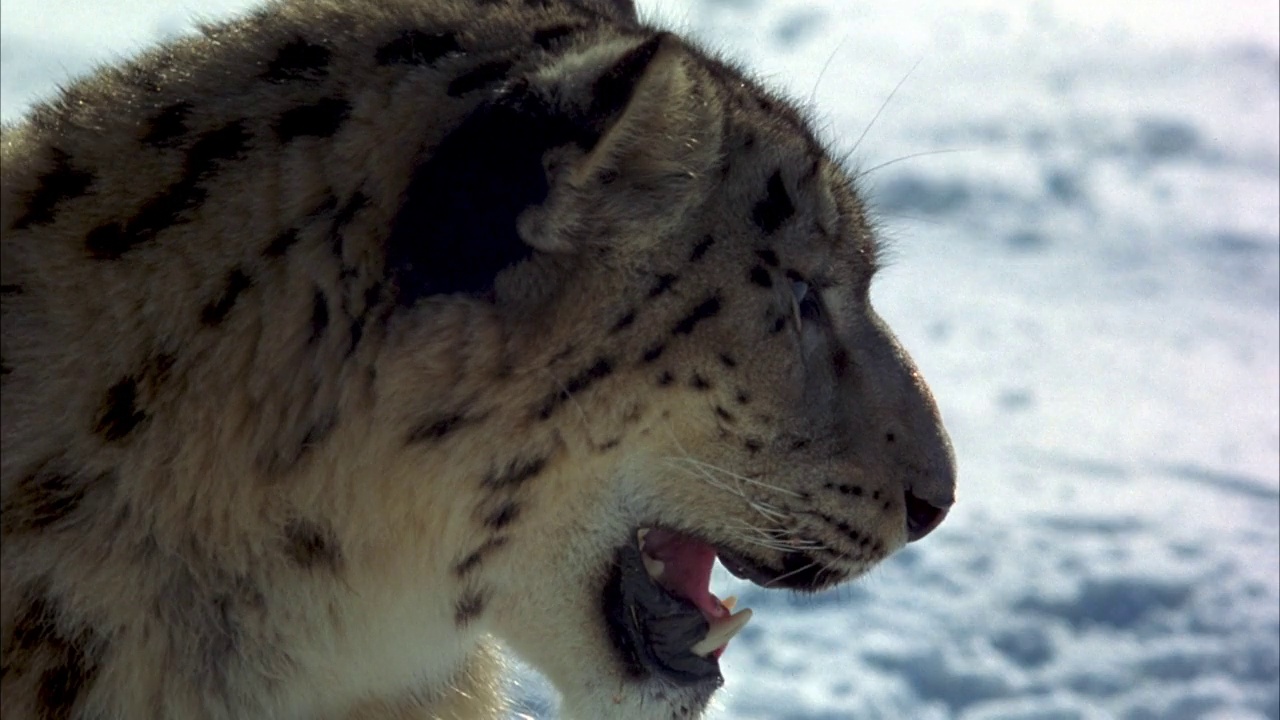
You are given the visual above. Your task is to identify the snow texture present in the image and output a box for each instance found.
[2,0,1277,718]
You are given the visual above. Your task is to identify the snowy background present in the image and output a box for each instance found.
[2,1,1277,718]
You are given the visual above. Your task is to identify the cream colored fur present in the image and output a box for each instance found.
[0,1,955,718]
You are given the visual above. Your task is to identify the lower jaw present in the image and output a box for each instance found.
[601,541,726,686]
[599,527,852,693]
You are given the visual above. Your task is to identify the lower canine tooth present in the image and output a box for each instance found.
[641,553,665,579]
[690,608,753,657]
[722,595,737,612]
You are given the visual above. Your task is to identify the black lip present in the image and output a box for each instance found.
[600,534,845,687]
[717,547,843,591]
[601,539,724,687]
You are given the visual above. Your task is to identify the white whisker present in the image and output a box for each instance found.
[850,58,922,157]
[661,458,745,498]
[656,420,833,556]
[857,148,967,178]
[763,560,824,589]
[807,37,847,110]
[666,456,804,498]
[662,460,795,524]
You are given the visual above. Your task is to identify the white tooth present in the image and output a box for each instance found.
[721,595,737,612]
[642,553,665,579]
[637,528,650,550]
[690,608,753,657]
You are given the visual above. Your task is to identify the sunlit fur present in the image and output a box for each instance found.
[0,1,954,718]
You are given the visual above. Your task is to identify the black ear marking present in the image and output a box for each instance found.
[385,37,670,306]
[587,34,666,122]
[386,90,587,304]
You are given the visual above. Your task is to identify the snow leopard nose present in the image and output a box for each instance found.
[901,436,956,543]
[901,427,955,543]
[904,489,950,542]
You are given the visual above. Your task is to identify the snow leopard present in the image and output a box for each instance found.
[0,0,956,718]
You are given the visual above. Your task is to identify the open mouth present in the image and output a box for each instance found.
[602,527,838,686]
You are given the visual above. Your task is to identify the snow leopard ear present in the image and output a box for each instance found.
[385,34,718,306]
[517,34,722,256]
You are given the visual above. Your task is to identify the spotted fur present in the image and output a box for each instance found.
[1,0,955,718]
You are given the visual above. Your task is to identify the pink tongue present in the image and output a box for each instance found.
[642,529,730,621]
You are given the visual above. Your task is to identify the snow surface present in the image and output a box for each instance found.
[2,0,1277,718]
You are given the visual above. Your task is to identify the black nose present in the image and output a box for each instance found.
[904,490,950,542]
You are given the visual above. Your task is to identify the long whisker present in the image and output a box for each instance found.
[745,500,791,523]
[721,528,828,553]
[657,421,833,553]
[762,559,825,589]
[720,519,796,540]
[808,37,847,110]
[666,456,804,498]
[661,460,795,525]
[850,57,922,157]
[716,520,823,552]
[661,458,745,498]
[731,535,810,552]
[857,148,967,178]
